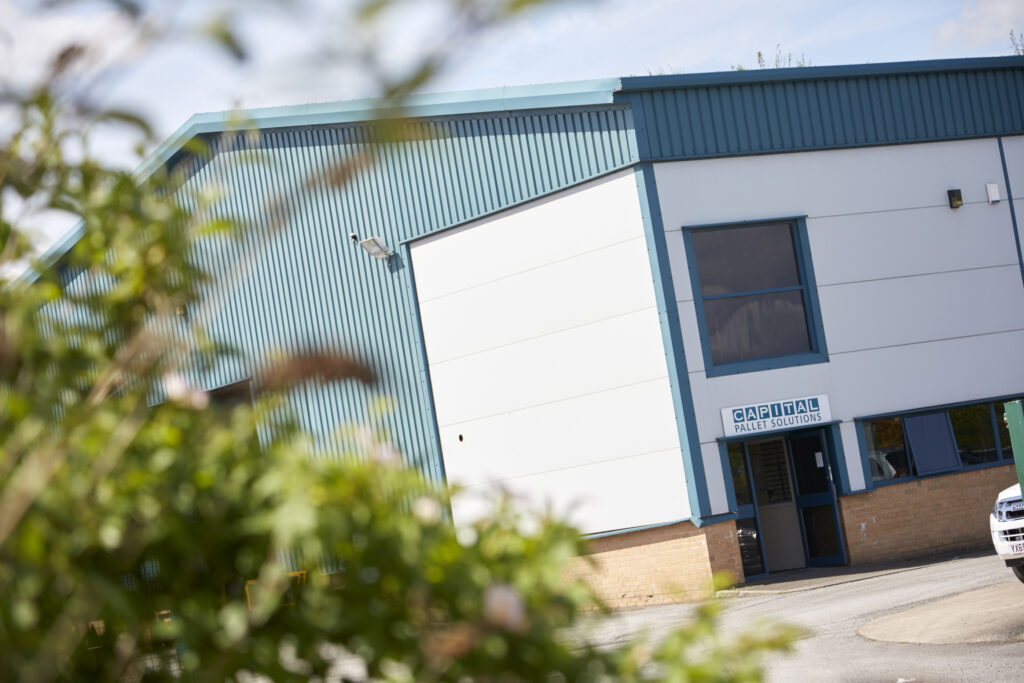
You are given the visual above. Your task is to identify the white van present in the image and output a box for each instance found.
[991,483,1024,583]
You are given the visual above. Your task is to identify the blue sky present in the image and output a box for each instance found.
[3,0,1023,249]
[6,0,1021,139]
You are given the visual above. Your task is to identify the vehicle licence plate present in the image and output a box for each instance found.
[1011,542,1024,554]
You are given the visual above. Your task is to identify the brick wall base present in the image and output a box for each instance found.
[565,520,743,609]
[839,464,1017,564]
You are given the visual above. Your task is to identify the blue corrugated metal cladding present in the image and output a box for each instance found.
[617,59,1024,160]
[173,107,638,483]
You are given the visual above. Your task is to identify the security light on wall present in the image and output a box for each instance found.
[359,236,392,260]
[947,189,963,209]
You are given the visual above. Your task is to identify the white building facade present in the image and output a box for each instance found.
[49,56,1024,603]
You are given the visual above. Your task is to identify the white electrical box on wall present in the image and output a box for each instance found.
[986,183,1000,204]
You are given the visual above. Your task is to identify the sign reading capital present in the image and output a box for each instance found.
[721,395,831,437]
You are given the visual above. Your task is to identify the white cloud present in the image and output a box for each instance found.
[0,2,135,91]
[935,0,1024,50]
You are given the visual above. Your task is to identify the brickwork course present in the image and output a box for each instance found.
[566,520,742,609]
[567,465,1019,607]
[838,464,1018,564]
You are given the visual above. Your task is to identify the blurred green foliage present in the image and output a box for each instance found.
[0,2,797,680]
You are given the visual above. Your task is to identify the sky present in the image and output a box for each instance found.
[3,0,1024,249]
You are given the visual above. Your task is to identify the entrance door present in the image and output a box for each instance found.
[788,430,844,565]
[728,428,846,577]
[748,438,805,572]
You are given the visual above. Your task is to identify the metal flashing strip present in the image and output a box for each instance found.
[138,79,623,180]
[403,243,448,488]
[998,137,1024,290]
[632,163,711,523]
[583,516,693,540]
[616,56,1024,91]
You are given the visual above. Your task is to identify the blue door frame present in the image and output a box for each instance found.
[735,427,848,579]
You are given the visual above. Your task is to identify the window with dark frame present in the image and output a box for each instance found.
[684,218,825,374]
[862,399,1018,484]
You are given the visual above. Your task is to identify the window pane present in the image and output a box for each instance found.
[705,290,811,365]
[863,418,911,482]
[692,222,801,296]
[904,412,960,475]
[749,439,792,504]
[728,442,753,507]
[996,402,1015,460]
[802,505,841,559]
[949,404,998,466]
[790,434,829,495]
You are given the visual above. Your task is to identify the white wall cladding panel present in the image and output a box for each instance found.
[819,266,1024,354]
[827,331,1024,416]
[687,330,1024,444]
[451,449,689,535]
[418,237,651,363]
[656,137,1024,497]
[412,173,643,302]
[427,307,670,427]
[437,378,680,487]
[655,138,1007,227]
[809,206,1020,287]
[412,173,690,533]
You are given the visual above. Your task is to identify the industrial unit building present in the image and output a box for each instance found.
[49,56,1024,605]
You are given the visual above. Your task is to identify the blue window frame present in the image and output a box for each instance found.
[859,396,1020,486]
[682,216,828,377]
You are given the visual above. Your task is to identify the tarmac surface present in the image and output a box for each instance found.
[573,550,1024,682]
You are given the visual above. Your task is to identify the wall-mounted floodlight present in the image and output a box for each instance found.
[359,236,392,260]
[947,189,963,209]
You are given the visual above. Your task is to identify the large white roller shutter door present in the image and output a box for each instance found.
[410,171,690,534]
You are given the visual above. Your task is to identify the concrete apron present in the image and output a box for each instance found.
[718,551,1024,644]
[857,582,1024,644]
[716,555,960,597]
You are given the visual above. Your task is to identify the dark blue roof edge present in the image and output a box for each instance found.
[617,55,1024,92]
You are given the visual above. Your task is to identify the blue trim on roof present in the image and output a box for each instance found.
[15,219,85,285]
[138,79,622,179]
[618,56,1024,91]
